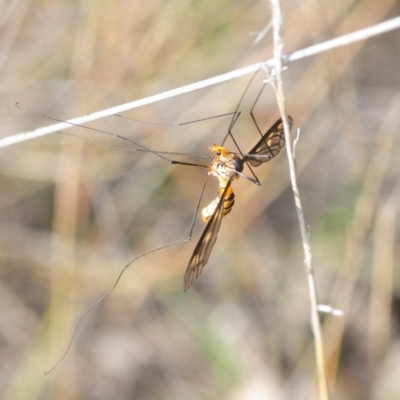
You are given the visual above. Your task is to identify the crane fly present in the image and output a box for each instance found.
[18,74,293,371]
[18,91,292,292]
[183,116,293,291]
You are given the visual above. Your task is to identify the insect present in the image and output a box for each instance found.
[17,91,292,293]
[17,75,293,371]
[183,116,293,291]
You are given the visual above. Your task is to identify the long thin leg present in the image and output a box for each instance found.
[224,65,261,139]
[184,174,210,241]
[113,111,240,127]
[216,68,264,185]
[46,172,210,373]
[249,82,268,138]
[17,104,213,166]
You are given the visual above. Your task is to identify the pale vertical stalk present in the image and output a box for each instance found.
[269,1,330,399]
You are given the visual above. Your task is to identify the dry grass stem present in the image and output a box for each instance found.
[1,2,399,398]
[269,0,330,399]
[1,16,400,149]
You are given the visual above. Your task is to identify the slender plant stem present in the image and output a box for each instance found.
[2,16,400,148]
[269,0,330,399]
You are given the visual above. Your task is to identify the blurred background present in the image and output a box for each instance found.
[0,0,399,399]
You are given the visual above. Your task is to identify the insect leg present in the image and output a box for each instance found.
[249,82,268,138]
[113,111,240,127]
[184,173,211,242]
[16,104,213,165]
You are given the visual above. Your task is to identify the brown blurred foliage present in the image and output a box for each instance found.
[0,0,399,399]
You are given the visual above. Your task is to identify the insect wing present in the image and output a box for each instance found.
[244,116,293,167]
[183,182,232,292]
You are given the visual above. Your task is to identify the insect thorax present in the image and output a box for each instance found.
[209,146,243,183]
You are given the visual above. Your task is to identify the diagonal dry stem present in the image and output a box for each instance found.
[1,16,400,149]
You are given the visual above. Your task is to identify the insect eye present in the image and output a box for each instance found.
[217,150,221,156]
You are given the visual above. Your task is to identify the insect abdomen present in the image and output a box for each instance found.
[201,185,235,223]
[221,185,235,217]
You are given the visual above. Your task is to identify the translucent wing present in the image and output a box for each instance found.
[183,182,232,292]
[243,116,293,167]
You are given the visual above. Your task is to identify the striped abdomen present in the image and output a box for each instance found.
[201,185,235,223]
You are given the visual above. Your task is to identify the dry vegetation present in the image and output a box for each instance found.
[0,0,399,399]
